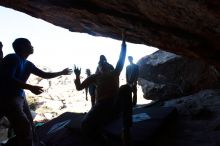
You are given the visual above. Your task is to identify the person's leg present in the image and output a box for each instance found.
[90,95,95,107]
[5,97,33,146]
[81,100,114,146]
[118,85,132,146]
[23,98,34,123]
[23,98,41,145]
[118,85,132,127]
[132,84,137,106]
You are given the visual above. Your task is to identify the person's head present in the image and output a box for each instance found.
[99,55,107,64]
[86,69,91,76]
[12,38,33,57]
[98,62,113,74]
[128,56,133,64]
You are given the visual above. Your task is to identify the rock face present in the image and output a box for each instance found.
[0,1,220,66]
[138,50,220,100]
[159,89,220,146]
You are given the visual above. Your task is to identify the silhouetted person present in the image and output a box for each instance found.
[74,32,127,146]
[85,69,96,107]
[126,56,139,106]
[0,38,72,146]
[0,41,3,62]
[95,55,114,74]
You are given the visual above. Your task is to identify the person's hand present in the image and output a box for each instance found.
[62,68,73,75]
[74,65,81,77]
[29,85,44,95]
[122,30,126,47]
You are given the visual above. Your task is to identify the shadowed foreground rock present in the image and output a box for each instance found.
[161,89,220,146]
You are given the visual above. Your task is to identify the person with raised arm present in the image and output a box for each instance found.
[74,31,127,146]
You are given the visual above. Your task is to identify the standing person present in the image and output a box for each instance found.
[0,38,72,146]
[95,55,114,74]
[126,56,139,106]
[0,41,3,62]
[74,32,127,146]
[85,69,96,107]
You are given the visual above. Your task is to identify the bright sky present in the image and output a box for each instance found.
[0,6,158,75]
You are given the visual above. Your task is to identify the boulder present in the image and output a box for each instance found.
[138,50,220,100]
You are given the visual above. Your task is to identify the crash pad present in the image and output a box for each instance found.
[36,106,176,146]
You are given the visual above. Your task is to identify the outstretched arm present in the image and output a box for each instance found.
[115,31,127,75]
[32,65,72,79]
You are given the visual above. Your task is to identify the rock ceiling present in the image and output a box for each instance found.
[1,0,220,66]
